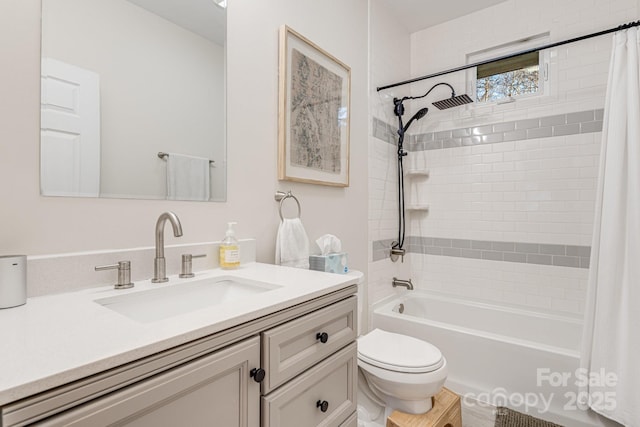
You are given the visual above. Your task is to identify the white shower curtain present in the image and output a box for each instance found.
[580,27,640,426]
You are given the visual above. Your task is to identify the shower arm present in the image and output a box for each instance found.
[396,82,455,104]
[393,82,455,151]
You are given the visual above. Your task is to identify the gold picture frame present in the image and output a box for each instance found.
[278,25,351,187]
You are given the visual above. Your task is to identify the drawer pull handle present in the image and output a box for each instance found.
[316,332,329,343]
[250,368,266,383]
[316,400,329,413]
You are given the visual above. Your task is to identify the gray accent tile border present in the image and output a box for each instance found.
[372,238,395,262]
[404,109,604,152]
[372,117,398,145]
[373,237,590,268]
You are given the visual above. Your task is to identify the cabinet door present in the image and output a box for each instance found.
[262,342,357,427]
[339,412,357,427]
[37,337,261,427]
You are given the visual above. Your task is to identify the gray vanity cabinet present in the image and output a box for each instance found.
[37,336,261,427]
[1,288,357,427]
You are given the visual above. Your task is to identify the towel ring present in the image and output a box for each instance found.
[275,191,301,221]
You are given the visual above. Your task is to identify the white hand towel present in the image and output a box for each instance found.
[275,218,310,269]
[166,153,210,201]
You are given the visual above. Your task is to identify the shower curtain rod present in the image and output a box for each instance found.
[376,20,640,92]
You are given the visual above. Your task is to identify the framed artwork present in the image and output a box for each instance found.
[278,25,351,187]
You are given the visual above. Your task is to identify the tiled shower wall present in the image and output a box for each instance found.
[367,0,411,318]
[370,0,640,317]
[406,115,600,315]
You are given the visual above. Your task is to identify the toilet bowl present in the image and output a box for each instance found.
[357,328,448,415]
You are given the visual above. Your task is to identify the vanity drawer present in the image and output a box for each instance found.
[261,296,357,392]
[261,342,357,427]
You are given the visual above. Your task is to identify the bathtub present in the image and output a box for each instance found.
[372,292,619,427]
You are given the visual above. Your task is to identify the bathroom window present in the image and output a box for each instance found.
[468,34,549,104]
[476,51,540,102]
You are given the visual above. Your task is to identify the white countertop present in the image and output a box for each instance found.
[0,263,360,406]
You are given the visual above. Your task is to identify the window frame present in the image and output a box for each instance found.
[466,34,550,106]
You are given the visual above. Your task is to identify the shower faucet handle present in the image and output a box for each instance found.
[390,247,405,263]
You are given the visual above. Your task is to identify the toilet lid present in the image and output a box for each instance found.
[357,329,444,373]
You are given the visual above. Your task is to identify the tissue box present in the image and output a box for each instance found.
[309,253,348,274]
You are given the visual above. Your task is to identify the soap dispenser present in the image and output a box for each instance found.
[219,222,240,269]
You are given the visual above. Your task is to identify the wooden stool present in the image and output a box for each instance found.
[386,387,462,427]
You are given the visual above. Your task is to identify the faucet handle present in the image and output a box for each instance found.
[390,245,405,263]
[95,261,134,289]
[179,254,206,278]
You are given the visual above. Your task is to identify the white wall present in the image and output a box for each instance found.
[399,0,639,315]
[0,0,368,278]
[42,0,225,200]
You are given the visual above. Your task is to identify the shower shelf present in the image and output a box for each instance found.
[405,204,429,212]
[405,169,430,177]
[406,169,429,212]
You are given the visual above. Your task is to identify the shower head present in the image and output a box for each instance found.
[402,107,429,133]
[432,93,474,110]
[398,82,473,112]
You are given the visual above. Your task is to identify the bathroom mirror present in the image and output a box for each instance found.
[40,0,227,202]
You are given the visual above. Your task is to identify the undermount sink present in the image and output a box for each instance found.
[95,276,281,323]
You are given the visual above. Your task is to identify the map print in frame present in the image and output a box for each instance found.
[278,25,351,187]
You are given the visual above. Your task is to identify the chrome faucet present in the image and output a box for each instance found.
[152,212,183,283]
[392,277,414,290]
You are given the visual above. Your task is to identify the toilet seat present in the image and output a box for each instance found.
[358,329,444,373]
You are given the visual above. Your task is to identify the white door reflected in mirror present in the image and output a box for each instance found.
[41,58,101,197]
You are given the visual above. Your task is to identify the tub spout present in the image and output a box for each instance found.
[392,277,413,290]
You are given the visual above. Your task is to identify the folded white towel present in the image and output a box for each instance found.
[275,218,310,269]
[166,153,210,201]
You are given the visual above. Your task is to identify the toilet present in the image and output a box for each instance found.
[348,270,447,421]
[357,328,448,416]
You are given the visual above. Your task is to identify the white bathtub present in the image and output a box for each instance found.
[372,292,620,427]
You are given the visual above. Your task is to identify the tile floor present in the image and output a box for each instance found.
[461,397,497,427]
